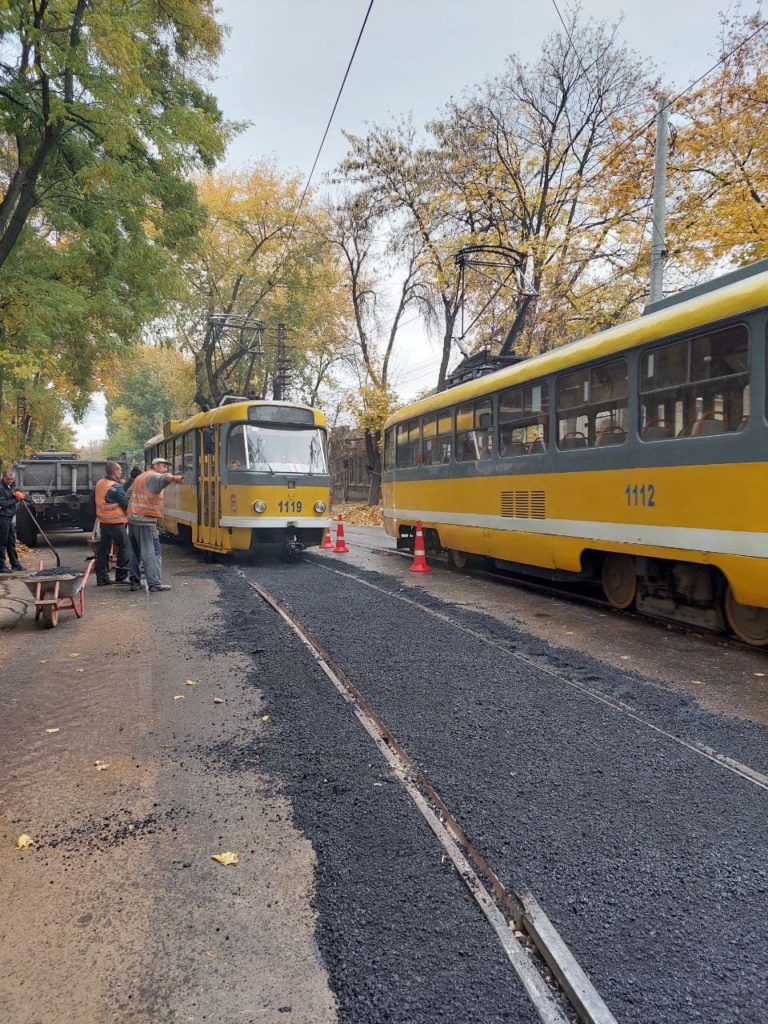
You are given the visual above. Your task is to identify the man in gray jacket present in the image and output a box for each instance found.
[126,457,182,592]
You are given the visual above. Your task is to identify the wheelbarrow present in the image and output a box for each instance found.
[22,560,95,628]
[17,499,96,629]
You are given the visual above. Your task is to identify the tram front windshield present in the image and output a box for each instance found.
[227,424,327,474]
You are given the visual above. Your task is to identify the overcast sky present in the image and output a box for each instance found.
[76,0,734,442]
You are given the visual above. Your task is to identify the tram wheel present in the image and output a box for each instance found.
[449,549,471,570]
[601,554,637,609]
[724,587,768,646]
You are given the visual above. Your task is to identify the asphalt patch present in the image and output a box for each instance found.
[242,556,768,1024]
[199,571,540,1024]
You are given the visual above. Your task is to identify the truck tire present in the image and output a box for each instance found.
[78,496,96,533]
[16,504,38,547]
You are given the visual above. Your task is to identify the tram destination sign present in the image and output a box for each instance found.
[248,405,314,426]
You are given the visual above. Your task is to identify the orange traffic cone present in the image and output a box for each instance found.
[321,526,334,549]
[409,521,431,573]
[333,514,349,554]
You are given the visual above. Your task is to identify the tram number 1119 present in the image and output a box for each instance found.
[625,483,656,507]
[278,499,303,513]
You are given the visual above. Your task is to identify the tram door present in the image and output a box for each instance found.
[195,427,225,550]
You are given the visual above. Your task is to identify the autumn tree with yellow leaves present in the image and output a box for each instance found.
[669,12,768,270]
[172,165,353,409]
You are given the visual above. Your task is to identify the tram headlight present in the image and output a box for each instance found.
[314,501,327,513]
[252,500,266,513]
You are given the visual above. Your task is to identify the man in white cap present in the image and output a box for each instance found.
[126,457,182,592]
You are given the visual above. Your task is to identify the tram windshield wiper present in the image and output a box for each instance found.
[249,439,275,474]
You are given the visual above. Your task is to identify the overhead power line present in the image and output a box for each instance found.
[287,0,376,241]
[582,16,768,189]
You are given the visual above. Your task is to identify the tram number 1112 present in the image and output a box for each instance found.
[625,483,656,507]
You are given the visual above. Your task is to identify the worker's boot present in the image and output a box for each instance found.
[0,566,11,574]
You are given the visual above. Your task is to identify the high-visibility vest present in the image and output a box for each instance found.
[127,471,165,519]
[95,478,127,525]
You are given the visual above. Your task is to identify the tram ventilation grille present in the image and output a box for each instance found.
[500,490,546,519]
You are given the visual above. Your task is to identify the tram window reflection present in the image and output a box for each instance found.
[640,324,749,440]
[499,382,549,456]
[456,401,493,462]
[557,359,628,450]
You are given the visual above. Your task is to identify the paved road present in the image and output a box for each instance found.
[3,529,767,1023]
[237,546,768,1024]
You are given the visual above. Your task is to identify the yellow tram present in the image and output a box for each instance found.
[383,260,768,645]
[145,398,332,556]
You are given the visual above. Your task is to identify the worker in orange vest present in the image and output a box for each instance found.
[127,456,182,592]
[94,461,130,586]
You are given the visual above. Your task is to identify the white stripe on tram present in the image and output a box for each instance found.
[383,507,768,560]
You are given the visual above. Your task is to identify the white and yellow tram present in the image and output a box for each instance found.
[383,260,768,645]
[145,398,332,556]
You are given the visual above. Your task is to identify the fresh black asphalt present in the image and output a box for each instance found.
[204,569,540,1024]
[230,555,768,1024]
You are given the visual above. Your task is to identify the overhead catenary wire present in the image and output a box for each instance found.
[576,16,768,195]
[281,0,376,256]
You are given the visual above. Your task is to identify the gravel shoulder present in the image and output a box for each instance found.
[0,536,337,1024]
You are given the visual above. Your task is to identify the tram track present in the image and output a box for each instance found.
[356,536,762,655]
[308,555,768,794]
[235,566,618,1024]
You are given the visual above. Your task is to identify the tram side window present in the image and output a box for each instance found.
[182,433,195,475]
[499,382,549,456]
[557,359,628,450]
[383,429,395,471]
[228,425,247,469]
[396,419,421,468]
[456,400,493,462]
[640,324,749,440]
[422,410,453,465]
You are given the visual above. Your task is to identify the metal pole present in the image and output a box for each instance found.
[649,96,669,304]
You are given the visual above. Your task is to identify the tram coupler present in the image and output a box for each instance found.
[285,538,305,561]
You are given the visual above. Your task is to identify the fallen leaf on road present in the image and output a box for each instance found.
[75,668,84,673]
[691,679,705,686]
[94,760,110,771]
[45,728,59,734]
[173,695,184,701]
[261,715,270,722]
[16,834,34,850]
[203,950,217,959]
[185,679,198,686]
[69,653,80,658]
[39,659,47,664]
[755,672,765,678]
[160,744,175,750]
[211,851,239,866]
[213,697,225,704]
[619,655,631,660]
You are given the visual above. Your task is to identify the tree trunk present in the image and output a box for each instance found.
[365,429,381,507]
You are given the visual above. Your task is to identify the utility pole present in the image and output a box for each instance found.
[273,323,291,401]
[649,96,669,304]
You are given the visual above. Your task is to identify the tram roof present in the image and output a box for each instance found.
[386,261,768,429]
[144,400,326,447]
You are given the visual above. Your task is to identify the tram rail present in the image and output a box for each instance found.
[235,566,618,1024]
[351,533,762,653]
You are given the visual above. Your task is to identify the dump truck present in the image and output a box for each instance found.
[13,452,127,547]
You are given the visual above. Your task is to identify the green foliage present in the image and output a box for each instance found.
[104,346,196,462]
[0,0,232,457]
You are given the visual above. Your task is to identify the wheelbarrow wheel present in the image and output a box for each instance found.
[41,603,59,629]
